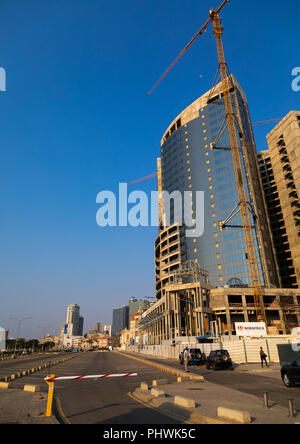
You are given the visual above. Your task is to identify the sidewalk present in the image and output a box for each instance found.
[118,351,299,424]
[132,378,299,425]
[0,388,58,424]
[234,363,282,379]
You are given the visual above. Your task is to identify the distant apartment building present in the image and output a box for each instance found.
[94,323,104,333]
[112,306,129,336]
[104,325,112,336]
[128,298,152,323]
[62,304,84,340]
[265,111,300,288]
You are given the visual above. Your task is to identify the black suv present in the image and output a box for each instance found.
[281,356,300,387]
[179,348,206,366]
[206,350,233,371]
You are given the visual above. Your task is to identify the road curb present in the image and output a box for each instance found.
[1,355,79,383]
[52,396,71,425]
[115,351,205,381]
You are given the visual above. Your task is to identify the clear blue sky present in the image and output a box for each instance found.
[0,0,298,339]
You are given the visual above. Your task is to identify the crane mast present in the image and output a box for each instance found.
[147,0,268,327]
[211,11,267,325]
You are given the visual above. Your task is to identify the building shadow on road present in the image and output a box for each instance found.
[97,406,184,425]
[66,403,120,419]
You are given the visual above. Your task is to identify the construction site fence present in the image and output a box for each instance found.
[124,336,299,364]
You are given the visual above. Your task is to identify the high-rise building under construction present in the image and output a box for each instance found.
[155,76,280,299]
[259,111,300,288]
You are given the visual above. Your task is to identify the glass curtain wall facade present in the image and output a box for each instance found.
[112,306,129,336]
[159,76,279,289]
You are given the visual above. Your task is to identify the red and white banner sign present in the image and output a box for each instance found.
[235,322,267,337]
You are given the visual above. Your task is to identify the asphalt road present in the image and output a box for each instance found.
[134,353,300,410]
[0,353,70,380]
[6,351,300,423]
[8,351,183,424]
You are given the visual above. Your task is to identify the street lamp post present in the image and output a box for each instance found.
[9,317,32,357]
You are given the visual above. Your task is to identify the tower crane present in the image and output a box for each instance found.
[146,0,268,327]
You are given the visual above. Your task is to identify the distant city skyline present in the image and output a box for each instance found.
[0,0,298,338]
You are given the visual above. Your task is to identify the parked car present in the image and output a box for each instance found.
[179,348,206,366]
[206,350,233,371]
[281,356,300,387]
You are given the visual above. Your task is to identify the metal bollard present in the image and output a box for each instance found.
[288,399,295,417]
[45,374,56,417]
[264,392,269,409]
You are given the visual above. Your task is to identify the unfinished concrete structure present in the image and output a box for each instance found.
[265,111,300,288]
[258,150,298,288]
[140,262,214,344]
[210,287,300,336]
[140,281,300,343]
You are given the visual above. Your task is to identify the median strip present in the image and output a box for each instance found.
[115,351,204,381]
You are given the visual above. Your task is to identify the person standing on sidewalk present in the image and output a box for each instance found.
[260,348,269,368]
[184,348,190,373]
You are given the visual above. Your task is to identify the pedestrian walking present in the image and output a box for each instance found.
[260,347,269,368]
[183,347,190,372]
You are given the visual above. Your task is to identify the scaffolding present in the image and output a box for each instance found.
[171,261,210,286]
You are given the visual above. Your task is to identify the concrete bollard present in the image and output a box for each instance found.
[24,385,40,393]
[177,376,189,383]
[0,382,12,389]
[151,388,165,398]
[218,407,252,424]
[174,396,196,409]
[152,379,169,387]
